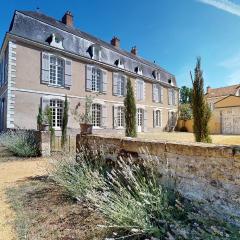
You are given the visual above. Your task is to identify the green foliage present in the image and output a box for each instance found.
[44,106,55,146]
[50,148,240,239]
[180,86,193,104]
[61,95,69,148]
[0,130,39,157]
[124,79,137,137]
[72,95,94,124]
[37,106,43,129]
[191,58,212,143]
[179,104,192,121]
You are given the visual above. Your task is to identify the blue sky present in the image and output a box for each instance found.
[1,0,240,88]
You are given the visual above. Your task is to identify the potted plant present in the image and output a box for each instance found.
[72,96,94,134]
[37,105,50,131]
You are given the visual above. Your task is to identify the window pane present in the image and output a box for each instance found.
[49,56,64,86]
[50,99,63,128]
[92,104,102,127]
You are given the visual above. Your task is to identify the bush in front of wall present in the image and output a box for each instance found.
[61,95,69,148]
[0,130,39,157]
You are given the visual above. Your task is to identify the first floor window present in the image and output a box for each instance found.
[117,75,126,96]
[117,106,125,127]
[137,80,144,101]
[50,99,63,128]
[155,110,162,127]
[49,55,65,86]
[92,67,102,91]
[92,103,102,127]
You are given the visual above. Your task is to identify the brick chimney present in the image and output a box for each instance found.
[206,86,211,94]
[131,46,137,55]
[62,11,73,27]
[111,36,120,48]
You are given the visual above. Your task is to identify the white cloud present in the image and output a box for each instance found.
[198,0,240,16]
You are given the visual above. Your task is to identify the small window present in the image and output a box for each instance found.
[136,80,144,101]
[117,75,126,96]
[115,59,124,69]
[92,103,102,127]
[236,89,240,96]
[135,66,143,75]
[155,110,162,127]
[117,106,125,127]
[50,99,64,129]
[153,70,161,81]
[92,68,102,92]
[49,56,65,86]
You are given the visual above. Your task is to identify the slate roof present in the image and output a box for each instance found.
[206,84,240,98]
[8,10,177,87]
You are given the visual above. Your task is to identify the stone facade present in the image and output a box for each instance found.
[77,134,240,225]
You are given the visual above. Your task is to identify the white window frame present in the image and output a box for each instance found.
[155,109,162,127]
[92,45,102,61]
[49,99,64,130]
[91,67,102,92]
[117,75,126,97]
[49,54,65,87]
[236,88,240,96]
[117,106,125,128]
[92,103,102,128]
[136,79,144,101]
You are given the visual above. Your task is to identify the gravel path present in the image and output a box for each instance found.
[0,157,47,240]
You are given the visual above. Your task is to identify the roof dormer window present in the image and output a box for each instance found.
[88,44,102,61]
[236,88,240,96]
[47,33,64,49]
[153,70,161,81]
[135,66,143,75]
[115,59,124,69]
[168,78,174,86]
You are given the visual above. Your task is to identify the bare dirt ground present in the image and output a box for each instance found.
[0,158,47,240]
[138,132,240,145]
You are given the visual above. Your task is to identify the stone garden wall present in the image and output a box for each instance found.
[77,134,240,225]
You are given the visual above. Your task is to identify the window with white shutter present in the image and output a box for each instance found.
[168,88,174,105]
[153,84,163,103]
[92,103,102,127]
[49,55,65,86]
[136,80,144,101]
[155,110,162,127]
[113,73,127,97]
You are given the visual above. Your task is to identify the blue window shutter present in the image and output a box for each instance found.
[65,59,72,87]
[86,65,92,91]
[113,73,118,96]
[41,52,50,84]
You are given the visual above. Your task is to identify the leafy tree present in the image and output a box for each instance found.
[180,86,193,104]
[179,104,192,131]
[61,95,69,148]
[191,58,212,143]
[124,79,137,137]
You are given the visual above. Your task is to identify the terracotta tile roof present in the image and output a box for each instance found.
[205,84,240,98]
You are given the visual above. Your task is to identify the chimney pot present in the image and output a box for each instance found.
[207,86,211,94]
[62,11,73,27]
[131,46,137,55]
[111,36,120,48]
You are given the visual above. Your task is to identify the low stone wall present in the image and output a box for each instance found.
[77,134,240,225]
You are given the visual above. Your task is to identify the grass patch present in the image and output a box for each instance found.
[6,176,108,240]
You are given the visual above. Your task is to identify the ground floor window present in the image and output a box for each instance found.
[92,103,102,127]
[155,110,162,127]
[117,106,125,127]
[50,99,63,129]
[168,111,176,127]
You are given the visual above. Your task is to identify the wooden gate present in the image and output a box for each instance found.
[222,108,240,135]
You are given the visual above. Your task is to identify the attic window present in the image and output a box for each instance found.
[153,70,161,81]
[135,66,143,75]
[89,44,102,61]
[115,59,124,69]
[47,33,64,49]
[236,88,240,96]
[168,78,174,86]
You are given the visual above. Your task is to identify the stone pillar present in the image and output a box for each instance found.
[39,131,51,157]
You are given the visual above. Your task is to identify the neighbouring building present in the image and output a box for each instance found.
[205,85,240,134]
[0,10,178,135]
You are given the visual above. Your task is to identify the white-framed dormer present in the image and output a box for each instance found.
[135,66,143,76]
[236,88,240,96]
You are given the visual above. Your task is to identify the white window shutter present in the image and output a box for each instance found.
[168,89,173,105]
[124,76,127,96]
[113,73,118,96]
[153,84,158,102]
[113,106,118,128]
[86,65,92,91]
[65,59,72,87]
[41,96,50,111]
[160,86,163,103]
[153,110,156,128]
[144,109,148,132]
[41,52,50,84]
[101,104,107,128]
[143,81,145,100]
[102,70,107,93]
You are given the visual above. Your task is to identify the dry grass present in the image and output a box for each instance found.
[6,176,108,240]
[138,132,240,145]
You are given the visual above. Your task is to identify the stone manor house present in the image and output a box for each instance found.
[0,10,178,134]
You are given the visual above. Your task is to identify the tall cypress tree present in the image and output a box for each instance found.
[124,79,137,137]
[191,58,212,143]
[61,95,69,148]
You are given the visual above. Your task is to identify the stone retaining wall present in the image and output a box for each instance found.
[77,134,240,225]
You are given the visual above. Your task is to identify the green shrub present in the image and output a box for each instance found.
[49,149,240,239]
[0,130,39,157]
